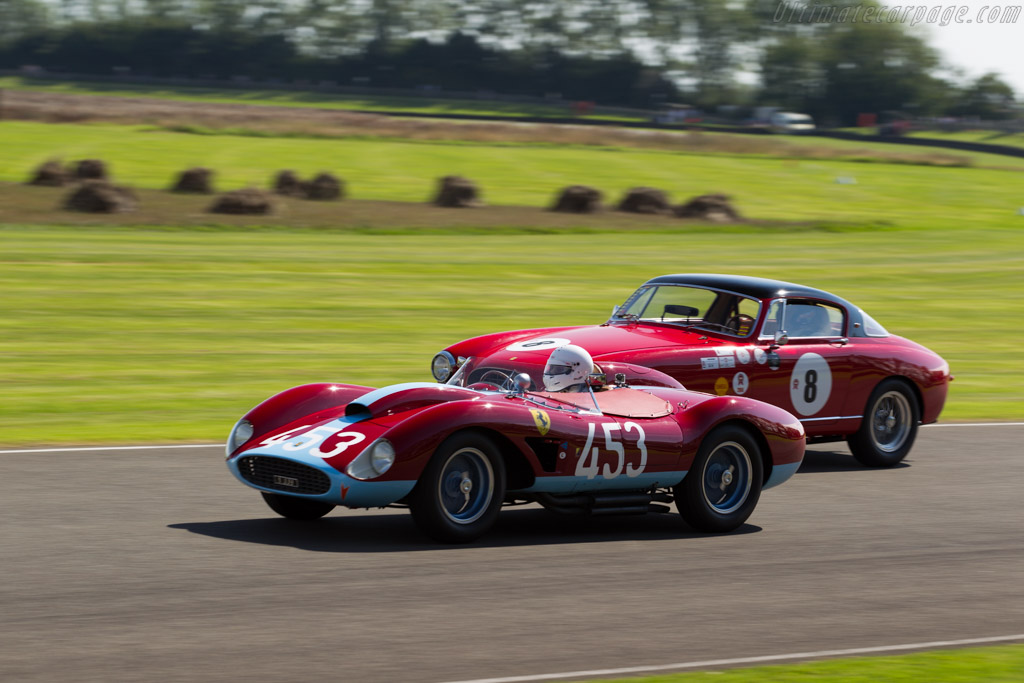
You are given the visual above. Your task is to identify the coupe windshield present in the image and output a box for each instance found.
[613,284,761,337]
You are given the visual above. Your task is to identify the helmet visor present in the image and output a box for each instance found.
[545,363,574,376]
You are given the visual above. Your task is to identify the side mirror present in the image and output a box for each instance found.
[611,304,620,316]
[771,330,789,350]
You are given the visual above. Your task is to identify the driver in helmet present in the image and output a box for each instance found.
[542,344,596,392]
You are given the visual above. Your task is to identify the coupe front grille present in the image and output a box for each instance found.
[237,456,331,495]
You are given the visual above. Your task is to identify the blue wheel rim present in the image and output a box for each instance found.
[438,447,494,525]
[701,441,752,514]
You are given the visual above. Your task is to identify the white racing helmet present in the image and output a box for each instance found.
[542,344,594,391]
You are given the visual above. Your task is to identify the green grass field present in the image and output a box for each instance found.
[2,222,1021,445]
[4,121,1024,232]
[591,644,1024,682]
[3,115,1023,444]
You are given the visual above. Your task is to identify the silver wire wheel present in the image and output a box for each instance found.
[849,379,920,468]
[700,441,753,515]
[869,390,913,453]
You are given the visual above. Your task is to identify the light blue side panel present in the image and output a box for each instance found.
[514,470,688,494]
[763,461,801,490]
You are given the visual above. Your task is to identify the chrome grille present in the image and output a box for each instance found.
[236,456,331,495]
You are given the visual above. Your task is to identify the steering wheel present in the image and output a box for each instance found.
[467,382,503,391]
[725,314,755,335]
[479,369,515,391]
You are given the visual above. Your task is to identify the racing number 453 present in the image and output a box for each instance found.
[575,422,648,479]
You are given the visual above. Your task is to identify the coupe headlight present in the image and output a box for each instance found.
[226,419,254,457]
[431,351,455,382]
[370,439,395,475]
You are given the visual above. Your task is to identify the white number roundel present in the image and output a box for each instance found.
[789,353,832,416]
[506,337,572,352]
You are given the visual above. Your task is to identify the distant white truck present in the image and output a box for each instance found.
[769,111,815,133]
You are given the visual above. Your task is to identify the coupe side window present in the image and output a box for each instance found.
[784,301,845,338]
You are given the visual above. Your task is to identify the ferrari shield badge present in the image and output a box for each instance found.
[530,408,551,436]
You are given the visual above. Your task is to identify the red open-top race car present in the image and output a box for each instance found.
[432,274,950,468]
[226,349,805,543]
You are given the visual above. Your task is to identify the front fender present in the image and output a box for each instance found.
[241,383,374,446]
[446,326,579,359]
[375,399,540,480]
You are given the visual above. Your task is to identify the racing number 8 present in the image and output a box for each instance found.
[804,369,817,404]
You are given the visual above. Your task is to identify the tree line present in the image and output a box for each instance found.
[0,0,1017,123]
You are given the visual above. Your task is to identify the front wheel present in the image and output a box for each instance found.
[676,425,763,533]
[261,492,335,520]
[409,432,506,543]
[848,379,920,467]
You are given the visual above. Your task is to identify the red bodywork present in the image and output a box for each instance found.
[438,276,950,442]
[227,363,804,509]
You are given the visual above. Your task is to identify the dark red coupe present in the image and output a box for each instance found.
[432,274,950,467]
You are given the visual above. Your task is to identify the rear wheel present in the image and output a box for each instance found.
[848,379,920,468]
[409,432,506,543]
[676,425,763,533]
[261,492,334,520]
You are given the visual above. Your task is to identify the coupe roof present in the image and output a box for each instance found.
[644,273,845,304]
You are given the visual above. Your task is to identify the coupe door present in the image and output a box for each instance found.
[742,299,854,431]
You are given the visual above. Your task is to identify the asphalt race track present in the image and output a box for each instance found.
[2,425,1022,682]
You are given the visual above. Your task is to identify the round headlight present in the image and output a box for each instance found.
[227,419,254,457]
[370,439,395,475]
[431,351,455,382]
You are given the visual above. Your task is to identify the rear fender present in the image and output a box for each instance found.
[675,395,805,472]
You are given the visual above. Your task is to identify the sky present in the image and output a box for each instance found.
[907,1,1023,92]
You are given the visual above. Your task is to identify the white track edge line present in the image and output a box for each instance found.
[0,422,1021,454]
[0,444,221,454]
[440,633,1024,683]
[924,422,1024,427]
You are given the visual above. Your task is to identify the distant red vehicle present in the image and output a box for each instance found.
[432,274,950,468]
[226,355,804,543]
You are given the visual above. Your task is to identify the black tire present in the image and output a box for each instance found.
[409,432,506,543]
[261,492,335,520]
[848,379,920,468]
[676,425,763,533]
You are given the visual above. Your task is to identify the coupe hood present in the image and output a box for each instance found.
[486,323,709,361]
